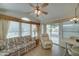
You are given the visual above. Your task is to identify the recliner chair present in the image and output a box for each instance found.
[40,33,53,49]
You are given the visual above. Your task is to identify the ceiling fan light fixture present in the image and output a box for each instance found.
[70,19,73,21]
[29,3,48,17]
[70,17,79,23]
[76,18,79,21]
[71,18,79,21]
[70,4,79,23]
[34,10,38,14]
[70,18,76,21]
[34,10,41,16]
[73,18,77,20]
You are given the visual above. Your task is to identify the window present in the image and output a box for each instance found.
[63,22,79,38]
[22,23,30,36]
[32,24,37,37]
[7,21,37,38]
[7,21,19,38]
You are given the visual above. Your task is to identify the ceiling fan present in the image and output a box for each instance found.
[70,4,79,23]
[28,3,48,17]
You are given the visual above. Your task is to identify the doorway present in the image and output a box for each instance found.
[47,24,59,44]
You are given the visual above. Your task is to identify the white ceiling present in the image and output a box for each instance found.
[0,3,79,24]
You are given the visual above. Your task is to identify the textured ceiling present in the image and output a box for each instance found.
[0,3,79,24]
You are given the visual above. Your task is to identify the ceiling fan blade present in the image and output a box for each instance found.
[42,11,48,15]
[41,3,48,8]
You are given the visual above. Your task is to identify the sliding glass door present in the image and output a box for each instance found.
[47,24,59,44]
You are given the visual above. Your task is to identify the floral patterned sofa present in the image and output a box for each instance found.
[0,36,36,56]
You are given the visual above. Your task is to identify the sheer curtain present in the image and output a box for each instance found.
[7,21,19,38]
[0,19,9,46]
[2,20,9,39]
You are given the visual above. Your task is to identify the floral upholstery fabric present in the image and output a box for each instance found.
[0,36,36,56]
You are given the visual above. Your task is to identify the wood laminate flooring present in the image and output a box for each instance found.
[24,44,68,56]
